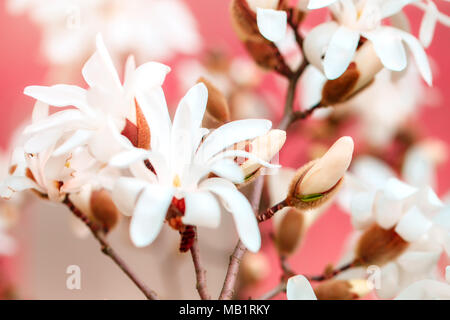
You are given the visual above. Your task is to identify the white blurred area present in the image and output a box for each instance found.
[14,198,238,299]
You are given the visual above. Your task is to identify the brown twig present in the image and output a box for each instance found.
[257,199,288,223]
[190,228,211,300]
[219,176,265,300]
[63,197,158,300]
[306,262,355,282]
[257,282,286,300]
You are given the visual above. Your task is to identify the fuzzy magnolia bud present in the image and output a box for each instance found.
[234,129,286,189]
[287,136,354,210]
[197,77,230,129]
[230,0,292,76]
[273,207,305,257]
[355,224,409,267]
[121,99,151,149]
[321,42,383,105]
[240,251,270,286]
[314,279,371,300]
[90,189,121,233]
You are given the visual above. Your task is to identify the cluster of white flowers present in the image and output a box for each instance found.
[0,34,289,253]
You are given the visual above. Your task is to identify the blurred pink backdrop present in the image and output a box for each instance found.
[0,0,449,299]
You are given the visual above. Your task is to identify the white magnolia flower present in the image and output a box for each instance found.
[341,156,450,298]
[6,0,201,66]
[23,34,169,163]
[303,0,432,85]
[413,0,450,47]
[111,83,281,252]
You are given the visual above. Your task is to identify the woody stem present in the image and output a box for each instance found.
[63,197,158,300]
[189,228,211,300]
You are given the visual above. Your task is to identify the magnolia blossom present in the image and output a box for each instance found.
[303,0,432,85]
[341,156,450,298]
[23,34,169,163]
[6,0,201,66]
[110,83,283,252]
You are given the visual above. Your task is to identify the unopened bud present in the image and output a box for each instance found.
[90,189,120,233]
[355,224,409,267]
[240,129,286,178]
[287,136,353,210]
[197,77,230,129]
[240,251,270,286]
[314,279,371,300]
[321,42,383,105]
[230,0,264,43]
[273,207,305,257]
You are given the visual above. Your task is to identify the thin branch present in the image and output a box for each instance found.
[63,197,158,300]
[257,282,286,300]
[306,262,355,282]
[190,228,211,300]
[257,199,288,223]
[219,176,265,300]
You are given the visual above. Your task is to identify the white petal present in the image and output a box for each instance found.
[197,119,272,161]
[209,159,245,184]
[112,177,149,216]
[395,206,432,242]
[397,250,440,274]
[419,0,438,47]
[130,184,174,247]
[24,128,63,154]
[131,62,171,92]
[324,26,360,80]
[307,0,337,9]
[383,178,418,200]
[286,275,317,300]
[365,29,407,72]
[303,22,339,72]
[24,84,89,112]
[395,28,433,86]
[1,176,39,198]
[53,130,93,156]
[376,262,399,299]
[182,191,221,228]
[374,190,404,229]
[109,148,150,168]
[209,149,280,170]
[82,34,122,91]
[31,101,49,123]
[381,0,417,18]
[200,178,261,252]
[23,109,84,135]
[256,8,287,42]
[351,191,376,229]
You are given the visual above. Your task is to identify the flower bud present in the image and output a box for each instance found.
[273,207,305,257]
[240,129,286,179]
[287,136,353,210]
[321,42,383,105]
[197,77,230,129]
[240,251,270,286]
[230,0,265,43]
[90,189,121,233]
[355,224,409,267]
[314,279,371,300]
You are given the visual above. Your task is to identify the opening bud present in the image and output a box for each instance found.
[355,224,409,267]
[240,251,270,286]
[287,136,353,210]
[321,42,383,105]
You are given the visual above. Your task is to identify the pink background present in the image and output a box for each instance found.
[0,1,449,299]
